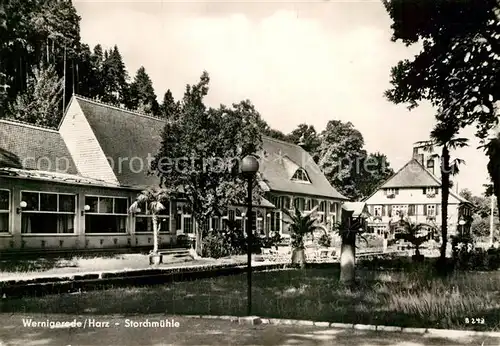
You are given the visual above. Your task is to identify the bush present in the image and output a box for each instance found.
[176,234,194,248]
[452,239,500,271]
[201,229,263,259]
[261,232,282,249]
[317,233,332,247]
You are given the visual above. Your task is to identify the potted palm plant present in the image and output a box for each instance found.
[129,187,169,265]
[283,207,322,268]
[331,212,368,285]
[393,216,434,262]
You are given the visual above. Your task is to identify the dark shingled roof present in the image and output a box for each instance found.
[381,159,441,188]
[259,136,348,200]
[0,119,78,174]
[75,96,163,188]
[75,96,346,200]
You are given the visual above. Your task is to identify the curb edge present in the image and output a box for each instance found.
[183,315,500,338]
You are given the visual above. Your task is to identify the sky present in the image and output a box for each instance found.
[74,0,492,196]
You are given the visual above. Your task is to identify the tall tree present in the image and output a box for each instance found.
[10,65,63,128]
[317,120,366,200]
[355,152,394,199]
[151,71,264,255]
[415,118,468,266]
[485,134,500,218]
[384,0,500,215]
[287,124,321,162]
[160,89,180,119]
[101,45,128,106]
[86,44,105,99]
[128,66,159,115]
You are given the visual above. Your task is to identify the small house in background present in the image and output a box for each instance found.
[363,145,473,239]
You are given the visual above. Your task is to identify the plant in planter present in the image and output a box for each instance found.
[283,207,323,268]
[129,187,169,265]
[393,216,435,262]
[331,211,368,286]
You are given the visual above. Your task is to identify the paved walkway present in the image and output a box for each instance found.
[0,314,499,346]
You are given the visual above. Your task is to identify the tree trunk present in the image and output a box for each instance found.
[195,227,202,255]
[152,214,159,254]
[195,215,207,256]
[439,146,450,264]
[291,248,306,268]
[340,232,356,285]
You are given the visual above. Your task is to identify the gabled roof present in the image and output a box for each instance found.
[74,96,163,188]
[380,159,441,189]
[72,95,346,200]
[0,167,121,188]
[363,157,470,204]
[259,136,348,200]
[0,119,78,174]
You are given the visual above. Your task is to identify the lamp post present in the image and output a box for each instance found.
[241,155,259,316]
[458,218,466,238]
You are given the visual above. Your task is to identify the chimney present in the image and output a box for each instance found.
[412,146,424,165]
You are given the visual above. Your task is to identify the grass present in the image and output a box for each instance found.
[0,253,213,281]
[2,264,499,332]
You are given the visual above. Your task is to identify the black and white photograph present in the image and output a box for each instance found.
[0,0,500,345]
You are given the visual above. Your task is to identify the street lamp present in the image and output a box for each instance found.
[458,218,466,238]
[241,155,259,316]
[17,201,27,214]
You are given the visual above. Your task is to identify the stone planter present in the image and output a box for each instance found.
[149,253,162,265]
[291,248,306,268]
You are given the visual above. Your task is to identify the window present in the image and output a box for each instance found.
[279,196,291,210]
[270,211,281,233]
[291,168,310,183]
[235,209,243,231]
[256,211,264,235]
[385,188,398,196]
[373,206,382,217]
[21,192,76,234]
[408,204,416,216]
[293,198,305,211]
[175,203,193,234]
[426,159,434,168]
[426,204,436,216]
[401,205,408,216]
[391,205,406,216]
[329,202,337,214]
[310,199,319,210]
[319,201,327,212]
[423,187,438,195]
[211,216,221,230]
[0,190,10,233]
[85,196,127,233]
[135,200,170,233]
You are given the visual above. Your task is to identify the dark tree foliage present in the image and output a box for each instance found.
[384,0,499,139]
[128,66,160,115]
[160,89,180,119]
[151,71,265,255]
[288,124,322,162]
[384,0,500,269]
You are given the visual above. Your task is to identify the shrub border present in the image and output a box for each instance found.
[185,315,500,338]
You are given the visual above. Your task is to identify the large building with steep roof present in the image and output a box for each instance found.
[363,145,472,237]
[0,95,347,251]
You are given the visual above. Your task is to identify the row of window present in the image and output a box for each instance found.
[270,196,337,214]
[0,190,299,235]
[371,204,441,217]
[383,187,438,196]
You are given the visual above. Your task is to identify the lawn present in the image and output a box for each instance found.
[2,265,499,332]
[0,253,227,281]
